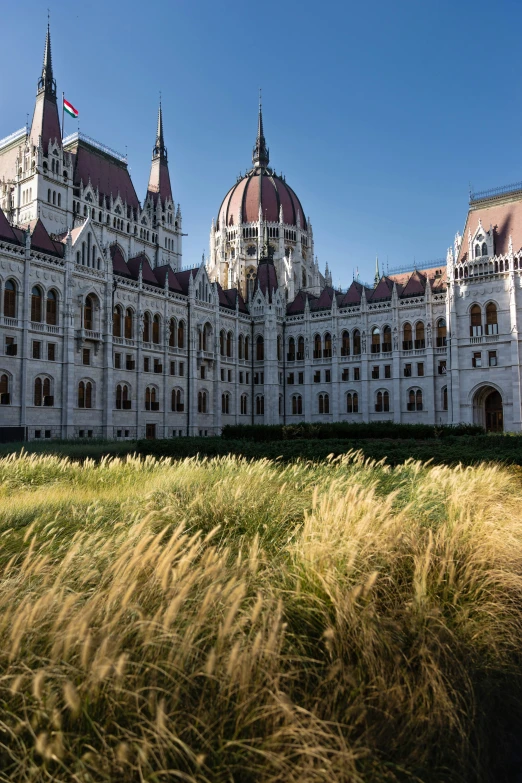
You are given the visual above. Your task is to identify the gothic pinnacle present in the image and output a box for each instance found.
[252,90,269,169]
[38,22,56,97]
[153,99,167,160]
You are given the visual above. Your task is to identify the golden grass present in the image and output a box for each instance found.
[0,452,521,782]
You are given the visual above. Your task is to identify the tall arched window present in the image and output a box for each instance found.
[318,393,330,414]
[256,395,264,415]
[416,389,423,410]
[442,386,448,411]
[34,377,42,406]
[198,390,208,413]
[152,315,160,344]
[221,393,230,414]
[244,336,249,361]
[408,389,415,411]
[403,322,412,350]
[482,242,488,257]
[178,320,185,349]
[323,332,332,358]
[238,334,244,360]
[475,244,481,258]
[470,304,482,337]
[46,290,57,325]
[353,330,361,355]
[436,318,447,347]
[277,335,282,361]
[341,330,350,356]
[346,392,359,413]
[220,330,225,356]
[143,313,151,343]
[116,384,130,409]
[125,309,133,339]
[288,336,295,361]
[145,386,158,410]
[227,331,233,358]
[415,322,425,349]
[407,389,423,411]
[0,373,9,405]
[375,390,383,412]
[169,318,176,347]
[78,381,93,409]
[113,306,122,337]
[383,390,390,412]
[84,296,93,331]
[256,335,264,361]
[313,334,321,359]
[297,336,304,360]
[240,394,248,415]
[3,280,16,318]
[31,286,43,323]
[78,381,85,408]
[172,388,184,412]
[371,327,381,354]
[292,394,303,415]
[382,326,392,352]
[485,302,498,335]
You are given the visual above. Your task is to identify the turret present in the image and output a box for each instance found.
[146,101,173,206]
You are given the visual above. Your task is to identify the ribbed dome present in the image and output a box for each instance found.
[218,169,307,230]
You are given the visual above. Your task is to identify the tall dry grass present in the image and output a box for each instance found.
[0,451,521,782]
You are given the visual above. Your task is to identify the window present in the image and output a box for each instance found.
[470,305,482,337]
[313,334,321,359]
[113,306,122,337]
[371,366,379,379]
[472,352,482,368]
[482,242,488,257]
[342,368,349,381]
[116,384,131,409]
[34,377,52,406]
[384,365,391,379]
[179,362,184,377]
[256,395,264,415]
[221,393,230,414]
[126,355,135,371]
[442,386,448,411]
[297,336,304,360]
[288,336,295,361]
[256,335,264,361]
[375,391,383,412]
[31,286,43,322]
[143,312,151,343]
[488,351,497,367]
[6,337,17,356]
[353,367,360,381]
[436,318,447,347]
[241,394,248,415]
[83,349,90,366]
[47,343,56,361]
[325,370,331,382]
[152,315,161,344]
[125,309,133,339]
[0,373,10,405]
[417,363,424,377]
[169,318,176,347]
[486,303,498,335]
[382,326,392,352]
[318,393,330,414]
[438,360,446,375]
[3,280,16,318]
[46,290,57,325]
[371,327,380,354]
[153,359,162,374]
[292,394,303,415]
[298,372,304,384]
[415,322,425,349]
[145,386,159,411]
[220,368,225,382]
[353,330,361,355]
[383,390,390,412]
[200,365,206,379]
[314,370,320,383]
[403,322,412,350]
[78,381,93,408]
[114,352,122,369]
[407,389,423,411]
[287,372,294,385]
[341,330,350,356]
[323,333,332,358]
[32,341,41,359]
[404,363,412,377]
[172,388,184,412]
[144,357,150,372]
[220,330,225,356]
[170,361,176,376]
[198,391,208,413]
[178,320,185,349]
[346,392,358,413]
[84,296,94,331]
[228,333,234,360]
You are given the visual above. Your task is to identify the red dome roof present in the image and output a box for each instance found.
[218,169,307,230]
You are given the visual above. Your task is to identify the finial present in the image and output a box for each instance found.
[252,90,269,169]
[374,255,380,286]
[38,19,56,97]
[153,99,167,160]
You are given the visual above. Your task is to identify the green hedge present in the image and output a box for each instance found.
[221,421,484,442]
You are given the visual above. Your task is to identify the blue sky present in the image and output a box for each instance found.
[1,0,521,287]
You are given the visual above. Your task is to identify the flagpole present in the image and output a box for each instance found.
[61,92,64,141]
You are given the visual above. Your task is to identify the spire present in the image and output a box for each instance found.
[153,99,167,161]
[38,23,56,98]
[252,90,269,169]
[29,22,61,149]
[374,256,380,286]
[147,99,172,205]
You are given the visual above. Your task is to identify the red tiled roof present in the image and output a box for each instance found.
[457,193,522,263]
[154,265,183,293]
[312,286,334,310]
[147,158,172,206]
[174,269,197,295]
[286,290,318,314]
[30,219,64,257]
[399,270,426,297]
[369,276,394,301]
[0,208,22,246]
[218,169,306,229]
[29,94,61,151]
[127,254,159,285]
[339,280,364,306]
[110,244,131,277]
[256,260,279,301]
[68,141,140,210]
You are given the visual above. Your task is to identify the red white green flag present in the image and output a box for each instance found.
[63,98,78,118]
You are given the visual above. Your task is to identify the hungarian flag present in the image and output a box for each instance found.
[63,98,78,119]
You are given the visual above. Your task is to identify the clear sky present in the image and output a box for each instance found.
[1,0,521,287]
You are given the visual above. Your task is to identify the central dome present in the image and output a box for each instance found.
[218,169,307,230]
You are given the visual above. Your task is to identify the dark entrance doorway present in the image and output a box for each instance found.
[485,390,503,432]
[146,423,156,440]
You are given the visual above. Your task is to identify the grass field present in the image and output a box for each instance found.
[1,451,522,781]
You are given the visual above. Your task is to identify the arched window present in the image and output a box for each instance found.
[353,330,361,355]
[485,302,498,335]
[256,395,264,415]
[292,394,303,415]
[341,330,350,356]
[416,389,423,410]
[198,390,208,413]
[78,381,85,408]
[403,322,412,350]
[256,335,264,361]
[34,377,42,406]
[0,373,10,405]
[415,322,425,349]
[145,386,158,410]
[346,392,359,413]
[384,390,390,412]
[240,394,248,415]
[116,384,122,409]
[407,389,423,411]
[113,306,122,337]
[178,320,185,349]
[238,334,244,360]
[323,332,332,358]
[34,377,52,406]
[442,386,448,411]
[220,330,225,356]
[482,242,488,257]
[277,335,282,361]
[436,318,447,347]
[375,390,383,412]
[172,388,184,412]
[3,280,16,318]
[313,334,321,359]
[46,290,57,325]
[371,327,380,354]
[78,381,93,409]
[288,336,295,361]
[31,286,43,323]
[470,304,482,336]
[143,313,151,343]
[221,393,230,414]
[84,296,93,331]
[124,308,133,339]
[152,315,161,344]
[169,318,176,347]
[227,331,233,358]
[408,389,415,411]
[475,244,481,258]
[382,326,392,352]
[318,393,330,414]
[297,336,304,360]
[244,336,250,361]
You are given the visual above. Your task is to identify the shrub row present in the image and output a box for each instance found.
[221,421,485,441]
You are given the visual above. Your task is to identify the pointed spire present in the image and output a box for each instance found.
[153,99,167,161]
[30,22,61,149]
[38,23,56,98]
[374,256,380,287]
[252,90,269,169]
[147,99,172,205]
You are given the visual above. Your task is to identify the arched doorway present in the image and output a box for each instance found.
[472,385,504,432]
